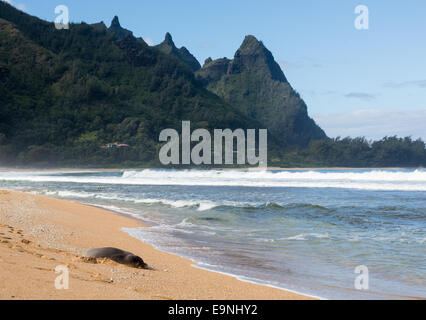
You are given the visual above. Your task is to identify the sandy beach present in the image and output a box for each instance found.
[0,190,313,300]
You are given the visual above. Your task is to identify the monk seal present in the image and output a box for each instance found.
[83,247,148,269]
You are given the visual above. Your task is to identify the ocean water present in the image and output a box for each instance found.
[0,168,425,299]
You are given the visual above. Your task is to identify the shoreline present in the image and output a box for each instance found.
[0,190,315,300]
[189,263,325,300]
[74,203,326,300]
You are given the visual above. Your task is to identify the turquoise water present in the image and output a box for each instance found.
[0,168,425,299]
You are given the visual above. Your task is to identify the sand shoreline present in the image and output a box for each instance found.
[0,190,314,300]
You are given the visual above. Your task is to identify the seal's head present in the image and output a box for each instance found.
[125,254,148,269]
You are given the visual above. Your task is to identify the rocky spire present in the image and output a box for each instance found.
[108,15,133,39]
[204,57,213,66]
[110,15,120,28]
[164,32,174,45]
[229,34,287,82]
[155,33,201,71]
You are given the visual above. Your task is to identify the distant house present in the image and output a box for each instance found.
[101,142,130,149]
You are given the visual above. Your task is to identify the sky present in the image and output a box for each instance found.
[4,0,426,140]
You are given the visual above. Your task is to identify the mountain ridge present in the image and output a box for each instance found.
[0,2,266,166]
[0,2,327,167]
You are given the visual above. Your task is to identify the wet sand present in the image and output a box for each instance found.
[0,190,313,300]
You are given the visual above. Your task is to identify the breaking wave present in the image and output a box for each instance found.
[0,168,425,191]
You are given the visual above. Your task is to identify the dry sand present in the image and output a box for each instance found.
[0,190,313,300]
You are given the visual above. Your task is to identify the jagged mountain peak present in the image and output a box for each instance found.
[156,32,177,55]
[110,15,120,28]
[108,15,133,39]
[195,35,326,147]
[228,34,286,82]
[164,32,174,45]
[238,35,264,52]
[198,35,286,83]
[204,57,213,66]
[155,33,201,71]
[157,32,178,49]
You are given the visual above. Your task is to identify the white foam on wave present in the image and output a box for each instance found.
[283,233,331,241]
[36,190,141,202]
[1,169,426,191]
[135,198,219,211]
[22,188,262,212]
[175,217,196,228]
[44,190,95,198]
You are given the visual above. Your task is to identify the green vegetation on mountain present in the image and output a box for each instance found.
[0,2,263,166]
[0,2,425,167]
[196,35,326,148]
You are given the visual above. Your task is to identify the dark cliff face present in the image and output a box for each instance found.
[196,35,326,147]
[155,32,201,72]
[198,58,231,84]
